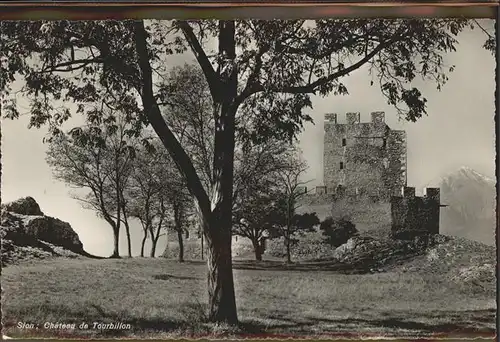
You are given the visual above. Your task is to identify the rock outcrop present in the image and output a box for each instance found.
[1,197,86,266]
[326,234,455,272]
[2,196,44,216]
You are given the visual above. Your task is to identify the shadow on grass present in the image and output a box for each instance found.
[161,259,206,266]
[233,259,376,274]
[152,274,199,281]
[233,248,428,274]
[239,308,496,338]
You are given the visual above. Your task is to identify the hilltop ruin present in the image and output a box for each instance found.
[300,111,445,240]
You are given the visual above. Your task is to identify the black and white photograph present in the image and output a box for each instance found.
[0,17,497,339]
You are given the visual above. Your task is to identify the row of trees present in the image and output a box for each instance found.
[45,95,318,263]
[46,116,192,259]
[2,18,493,324]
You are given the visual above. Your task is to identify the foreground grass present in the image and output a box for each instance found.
[2,257,496,339]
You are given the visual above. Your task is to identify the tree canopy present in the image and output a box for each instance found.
[3,19,488,135]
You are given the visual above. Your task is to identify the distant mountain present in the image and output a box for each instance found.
[436,167,496,246]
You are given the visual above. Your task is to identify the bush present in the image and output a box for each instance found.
[265,234,341,261]
[320,216,358,247]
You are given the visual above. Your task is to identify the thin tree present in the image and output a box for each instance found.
[127,142,166,257]
[168,188,192,262]
[150,145,193,259]
[46,116,137,258]
[3,19,492,323]
[106,117,138,258]
[127,141,190,258]
[232,139,297,260]
[127,149,156,257]
[233,192,278,261]
[268,149,319,263]
[148,194,168,258]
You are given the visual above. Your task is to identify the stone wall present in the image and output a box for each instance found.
[386,130,407,192]
[391,186,441,240]
[323,112,406,200]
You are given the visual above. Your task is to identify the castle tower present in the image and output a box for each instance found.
[323,111,407,199]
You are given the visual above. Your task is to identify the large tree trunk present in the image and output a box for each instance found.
[133,19,239,324]
[177,229,185,262]
[193,20,240,324]
[200,208,238,325]
[201,113,238,322]
[199,142,239,324]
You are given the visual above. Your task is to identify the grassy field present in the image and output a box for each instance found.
[1,256,496,339]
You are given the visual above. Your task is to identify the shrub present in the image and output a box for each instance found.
[265,234,341,260]
[320,216,358,247]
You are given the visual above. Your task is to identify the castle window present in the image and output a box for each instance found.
[342,138,346,146]
[382,138,387,149]
[340,162,344,170]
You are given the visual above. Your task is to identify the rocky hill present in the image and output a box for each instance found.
[1,197,91,266]
[437,167,496,245]
[266,232,495,295]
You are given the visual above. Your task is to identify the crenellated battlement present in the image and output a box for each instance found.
[396,186,440,201]
[423,187,440,201]
[324,111,386,125]
[371,111,385,125]
[400,186,415,197]
[390,186,442,240]
[346,112,360,124]
[324,113,337,124]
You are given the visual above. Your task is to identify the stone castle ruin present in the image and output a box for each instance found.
[391,186,443,240]
[304,111,445,239]
[323,111,407,201]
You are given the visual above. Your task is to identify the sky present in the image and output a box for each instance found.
[1,20,496,257]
